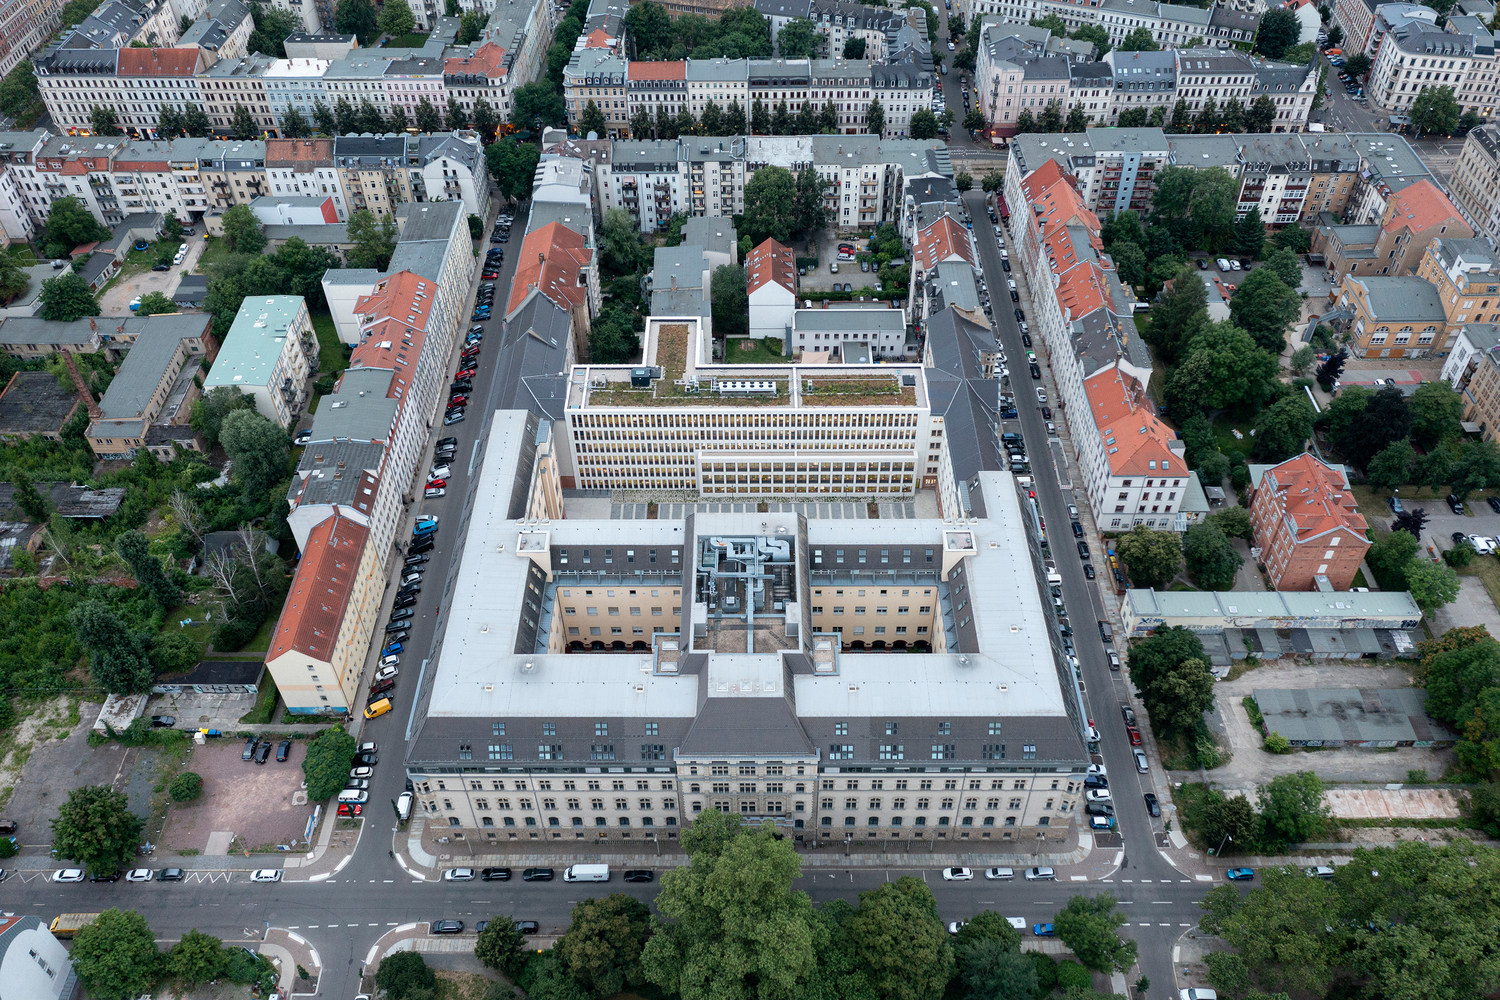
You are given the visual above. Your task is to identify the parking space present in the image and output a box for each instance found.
[96,235,206,315]
[799,230,883,294]
[161,738,312,854]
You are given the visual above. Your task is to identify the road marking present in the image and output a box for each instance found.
[288,926,299,929]
[1151,901,1172,905]
[1101,879,1114,883]
[384,880,395,883]
[307,925,319,929]
[1195,874,1214,881]
[1112,851,1123,866]
[1137,923,1151,927]
[1116,901,1134,905]
[1069,875,1087,881]
[1139,879,1151,883]
[1180,879,1192,883]
[387,922,398,926]
[1158,923,1171,927]
[1180,923,1192,927]
[1120,879,1132,882]
[369,923,379,926]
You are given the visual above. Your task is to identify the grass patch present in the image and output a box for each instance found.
[1242,695,1264,731]
[1168,780,1219,849]
[163,603,217,662]
[241,613,276,653]
[1352,567,1371,590]
[193,235,235,275]
[7,245,38,263]
[1212,411,1255,459]
[1456,556,1500,615]
[1224,655,1262,682]
[239,677,279,724]
[433,971,506,1000]
[722,337,786,364]
[311,312,345,375]
[390,32,429,45]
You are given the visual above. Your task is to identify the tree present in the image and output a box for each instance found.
[1167,321,1279,414]
[302,727,356,801]
[1408,559,1462,611]
[1183,522,1243,590]
[1209,505,1252,542]
[1116,523,1183,590]
[1246,93,1277,132]
[476,916,528,979]
[485,138,540,206]
[641,810,824,1000]
[90,104,122,135]
[624,0,671,56]
[1315,347,1347,391]
[414,96,442,133]
[1116,107,1149,128]
[157,103,183,138]
[181,102,211,137]
[1251,394,1316,462]
[1342,385,1412,470]
[778,17,817,57]
[37,271,99,322]
[724,98,747,135]
[1127,625,1205,693]
[220,202,266,255]
[1194,95,1221,134]
[1367,439,1416,491]
[599,207,645,276]
[741,165,798,244]
[229,101,258,139]
[1029,12,1066,35]
[1257,771,1329,849]
[1110,241,1148,288]
[1409,380,1465,449]
[1367,528,1420,591]
[43,195,109,258]
[456,7,484,43]
[1014,109,1035,133]
[555,894,653,997]
[221,408,290,500]
[134,290,177,316]
[963,107,985,132]
[1071,23,1111,57]
[1288,344,1315,376]
[190,385,254,450]
[844,36,866,57]
[51,785,143,876]
[71,908,159,1000]
[1054,895,1137,973]
[1260,247,1302,291]
[169,929,227,985]
[1065,101,1089,132]
[1256,8,1301,58]
[1230,266,1301,354]
[847,877,954,1000]
[1453,439,1500,498]
[910,108,939,139]
[377,0,414,37]
[169,771,203,802]
[957,938,1036,1000]
[1411,84,1461,137]
[1147,268,1207,363]
[711,265,748,339]
[793,166,826,235]
[248,2,302,57]
[73,600,154,694]
[346,207,398,270]
[0,59,39,120]
[1037,99,1063,132]
[1200,793,1257,855]
[376,952,436,1000]
[1167,96,1192,132]
[1119,26,1158,50]
[511,80,567,128]
[1143,656,1217,734]
[1231,205,1265,260]
[11,470,49,522]
[471,96,498,139]
[1342,51,1372,80]
[579,99,608,138]
[442,95,468,132]
[116,530,181,607]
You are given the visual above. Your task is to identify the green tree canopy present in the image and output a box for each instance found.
[51,785,143,876]
[555,894,654,997]
[116,529,180,607]
[846,877,955,1000]
[43,196,110,259]
[190,385,255,450]
[302,727,356,801]
[1147,267,1208,363]
[711,265,749,339]
[376,951,436,1000]
[1231,205,1266,259]
[476,916,528,979]
[220,408,289,501]
[1255,8,1301,58]
[910,108,939,139]
[221,202,266,255]
[134,290,177,316]
[376,0,414,37]
[1409,381,1466,449]
[511,80,568,128]
[1250,394,1316,462]
[346,207,398,270]
[1127,625,1205,693]
[1119,25,1159,50]
[1183,521,1243,590]
[1116,523,1183,590]
[741,165,798,245]
[72,600,153,694]
[1229,263,1301,354]
[71,908,159,1000]
[1054,894,1137,973]
[334,0,377,42]
[777,18,818,57]
[1407,559,1462,611]
[1167,320,1280,414]
[37,271,99,322]
[1256,771,1329,850]
[1411,84,1461,137]
[169,928,227,985]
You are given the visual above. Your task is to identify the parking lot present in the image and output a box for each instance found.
[161,738,313,855]
[96,235,206,315]
[800,230,886,295]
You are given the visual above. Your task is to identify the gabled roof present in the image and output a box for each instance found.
[116,47,201,76]
[913,214,976,270]
[267,515,370,665]
[1082,369,1183,477]
[444,42,508,79]
[1253,453,1368,544]
[351,270,436,363]
[746,237,796,296]
[1381,177,1469,236]
[506,223,593,316]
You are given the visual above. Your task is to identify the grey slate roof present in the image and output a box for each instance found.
[395,200,462,243]
[924,308,1001,486]
[290,439,386,506]
[308,366,397,442]
[495,294,572,421]
[927,259,980,314]
[681,216,738,259]
[97,315,212,420]
[680,696,816,756]
[1352,276,1448,321]
[0,315,102,347]
[174,274,209,305]
[0,371,82,433]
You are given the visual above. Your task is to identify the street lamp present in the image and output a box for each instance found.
[1214,832,1233,857]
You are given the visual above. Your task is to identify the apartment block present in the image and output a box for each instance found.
[1249,455,1369,592]
[1444,323,1500,437]
[1449,123,1500,243]
[0,0,73,80]
[1331,273,1451,357]
[748,237,798,342]
[203,295,316,428]
[83,313,218,459]
[0,130,50,245]
[964,0,1220,51]
[36,46,204,137]
[201,53,277,135]
[1368,22,1473,115]
[1314,178,1472,283]
[178,0,253,61]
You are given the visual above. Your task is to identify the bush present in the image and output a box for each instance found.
[1057,961,1092,989]
[1027,952,1059,992]
[1264,731,1291,754]
[302,728,356,801]
[1242,696,1265,731]
[377,952,436,1000]
[1407,769,1428,784]
[169,771,203,802]
[224,947,277,991]
[1444,543,1475,567]
[0,836,17,858]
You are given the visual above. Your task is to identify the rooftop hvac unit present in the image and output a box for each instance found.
[716,379,776,396]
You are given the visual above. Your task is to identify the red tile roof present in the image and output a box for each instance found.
[913,215,976,271]
[1255,453,1367,543]
[1082,369,1183,477]
[746,237,795,296]
[444,42,509,79]
[117,47,201,77]
[507,222,594,316]
[1023,159,1100,237]
[266,138,335,164]
[351,271,436,385]
[582,28,615,47]
[1382,178,1468,238]
[629,60,686,80]
[267,515,369,665]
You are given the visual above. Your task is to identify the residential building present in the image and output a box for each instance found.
[1300,131,1363,220]
[1315,177,1473,283]
[412,131,490,220]
[35,46,205,138]
[264,56,330,126]
[178,0,253,62]
[1367,22,1473,115]
[508,221,599,340]
[32,134,128,230]
[266,137,347,218]
[0,371,83,441]
[686,58,750,121]
[628,60,688,124]
[901,173,961,244]
[250,194,338,224]
[0,915,78,1000]
[284,33,356,60]
[1101,49,1177,126]
[199,137,268,212]
[1444,322,1500,436]
[203,295,316,427]
[1332,273,1451,357]
[1444,14,1498,118]
[1236,133,1312,224]
[0,0,74,80]
[445,42,522,133]
[83,312,218,459]
[1208,5,1261,46]
[1449,122,1500,243]
[1335,0,1383,56]
[334,134,411,217]
[383,55,445,123]
[563,48,628,137]
[921,281,1001,508]
[747,237,798,342]
[1280,0,1322,43]
[1362,2,1438,60]
[910,213,978,313]
[200,53,277,137]
[963,0,1218,51]
[0,130,51,245]
[1248,454,1369,591]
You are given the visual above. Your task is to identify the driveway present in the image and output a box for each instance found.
[96,235,207,315]
[1195,660,1455,789]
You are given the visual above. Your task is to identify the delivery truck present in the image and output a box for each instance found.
[562,864,610,882]
[50,913,100,938]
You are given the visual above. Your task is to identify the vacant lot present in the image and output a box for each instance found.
[162,739,311,854]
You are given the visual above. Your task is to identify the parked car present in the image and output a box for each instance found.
[277,739,292,762]
[1126,726,1142,746]
[52,869,86,882]
[1226,868,1255,880]
[157,868,185,881]
[150,715,176,728]
[125,869,153,882]
[522,868,554,881]
[1449,493,1467,515]
[1024,866,1055,880]
[1144,793,1160,817]
[254,741,272,764]
[942,867,973,880]
[623,869,654,882]
[481,867,512,881]
[444,868,475,881]
[430,920,465,934]
[250,869,282,882]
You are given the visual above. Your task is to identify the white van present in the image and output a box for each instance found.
[396,791,413,822]
[338,789,369,804]
[563,863,610,882]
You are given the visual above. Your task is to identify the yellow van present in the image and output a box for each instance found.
[364,698,392,719]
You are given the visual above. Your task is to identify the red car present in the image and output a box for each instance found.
[455,369,476,380]
[428,478,447,489]
[337,802,363,817]
[481,271,500,279]
[1127,727,1142,746]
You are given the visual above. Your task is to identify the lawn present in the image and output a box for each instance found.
[390,32,429,46]
[193,235,235,275]
[240,611,276,654]
[1211,411,1255,459]
[7,245,37,264]
[162,604,217,663]
[723,337,786,364]
[311,312,345,375]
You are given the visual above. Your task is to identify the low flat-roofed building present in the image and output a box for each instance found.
[0,482,126,519]
[0,371,84,441]
[789,302,907,361]
[1251,687,1452,746]
[1121,587,1422,633]
[87,313,218,459]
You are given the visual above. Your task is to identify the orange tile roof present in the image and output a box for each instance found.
[1382,178,1467,237]
[444,42,509,79]
[629,60,686,80]
[117,47,201,77]
[583,28,615,47]
[746,237,795,296]
[913,215,976,271]
[1082,369,1184,477]
[1027,165,1100,237]
[266,138,334,163]
[351,271,436,382]
[1256,454,1368,543]
[507,222,594,316]
[267,515,369,664]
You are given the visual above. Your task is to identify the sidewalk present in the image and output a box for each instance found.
[261,927,322,998]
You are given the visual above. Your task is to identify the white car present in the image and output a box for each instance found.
[1469,534,1496,555]
[430,465,451,479]
[947,920,966,934]
[1087,762,1106,776]
[425,487,446,498]
[1086,788,1112,802]
[375,664,399,681]
[941,866,973,881]
[444,868,475,881]
[1037,388,1048,403]
[379,655,400,669]
[1006,917,1026,930]
[125,868,153,882]
[1180,991,1219,1000]
[52,869,85,882]
[998,367,1010,378]
[357,742,378,754]
[250,869,282,882]
[350,766,374,779]
[985,867,1014,880]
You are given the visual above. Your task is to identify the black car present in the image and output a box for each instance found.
[437,437,458,449]
[152,263,171,271]
[1029,364,1042,380]
[408,538,434,556]
[1041,406,1052,420]
[1072,521,1084,537]
[354,751,378,766]
[1144,793,1161,817]
[150,715,175,728]
[481,867,512,881]
[254,741,272,764]
[242,737,258,761]
[1021,333,1032,348]
[518,920,541,934]
[385,620,412,633]
[1014,307,1025,322]
[522,867,554,881]
[277,739,292,762]
[393,594,417,609]
[1083,564,1095,580]
[431,920,465,934]
[1077,541,1090,558]
[90,870,121,882]
[1196,258,1208,270]
[1449,493,1467,515]
[1454,531,1469,544]
[623,869,654,882]
[1084,773,1107,788]
[1085,801,1114,817]
[405,553,430,567]
[385,629,410,644]
[390,607,415,622]
[156,868,185,881]
[1489,497,1500,514]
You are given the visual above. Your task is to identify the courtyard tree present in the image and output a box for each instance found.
[1116,524,1183,590]
[51,785,143,876]
[71,908,160,999]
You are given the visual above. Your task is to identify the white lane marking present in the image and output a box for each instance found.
[1070,875,1087,881]
[1112,851,1124,865]
[1151,901,1172,905]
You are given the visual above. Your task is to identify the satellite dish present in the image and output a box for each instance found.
[586,130,599,140]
